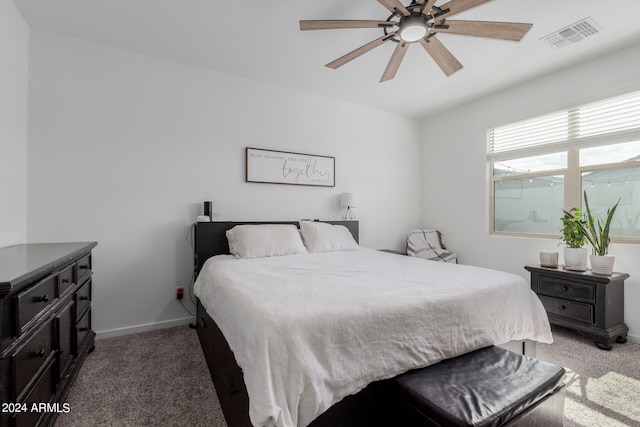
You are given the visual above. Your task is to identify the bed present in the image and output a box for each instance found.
[193,220,552,427]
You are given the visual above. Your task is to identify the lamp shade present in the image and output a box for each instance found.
[340,193,358,208]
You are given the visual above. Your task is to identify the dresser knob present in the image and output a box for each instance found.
[35,294,49,303]
[32,349,46,358]
[62,279,70,283]
[562,286,569,291]
[559,305,566,310]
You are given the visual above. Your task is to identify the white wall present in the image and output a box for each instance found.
[421,42,640,342]
[27,30,422,337]
[0,0,29,247]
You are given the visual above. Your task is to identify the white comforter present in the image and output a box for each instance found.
[194,248,552,427]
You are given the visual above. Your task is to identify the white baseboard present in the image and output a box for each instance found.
[627,332,639,344]
[95,316,195,339]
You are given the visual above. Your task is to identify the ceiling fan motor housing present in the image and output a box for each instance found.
[399,14,430,42]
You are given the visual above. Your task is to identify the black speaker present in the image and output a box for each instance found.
[204,201,212,218]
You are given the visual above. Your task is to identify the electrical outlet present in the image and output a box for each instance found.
[176,286,184,300]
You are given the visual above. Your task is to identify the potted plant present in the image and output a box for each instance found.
[560,207,588,271]
[582,191,620,275]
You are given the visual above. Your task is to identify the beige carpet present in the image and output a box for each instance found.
[536,326,640,427]
[54,324,639,427]
[54,325,227,427]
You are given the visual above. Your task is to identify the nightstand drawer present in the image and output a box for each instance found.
[16,274,57,335]
[539,295,593,324]
[538,276,594,303]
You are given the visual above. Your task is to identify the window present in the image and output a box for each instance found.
[487,90,640,239]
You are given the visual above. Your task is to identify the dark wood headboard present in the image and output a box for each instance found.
[194,220,359,276]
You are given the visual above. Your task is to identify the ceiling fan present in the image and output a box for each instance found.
[299,0,532,81]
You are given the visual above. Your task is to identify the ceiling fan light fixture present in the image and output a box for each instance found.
[399,15,428,42]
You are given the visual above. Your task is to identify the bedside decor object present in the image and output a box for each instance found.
[526,265,628,350]
[539,251,558,268]
[204,201,212,218]
[246,147,335,187]
[340,192,358,220]
[560,206,587,271]
[564,191,620,275]
[584,191,620,275]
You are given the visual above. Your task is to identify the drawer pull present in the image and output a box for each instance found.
[62,278,70,284]
[559,305,566,311]
[32,348,46,358]
[34,294,49,303]
[79,265,89,270]
[79,296,89,301]
[561,286,569,291]
[78,327,89,332]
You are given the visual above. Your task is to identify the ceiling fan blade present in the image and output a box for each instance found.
[380,41,410,82]
[378,0,410,16]
[434,20,533,41]
[326,33,396,69]
[300,20,396,31]
[424,0,437,12]
[410,0,425,13]
[411,0,438,14]
[418,36,463,76]
[435,0,490,18]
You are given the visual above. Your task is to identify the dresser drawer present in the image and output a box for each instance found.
[74,308,91,356]
[537,276,594,303]
[16,275,57,336]
[14,357,55,427]
[76,254,92,282]
[58,264,75,296]
[539,295,594,324]
[74,278,91,320]
[55,300,74,383]
[12,316,54,401]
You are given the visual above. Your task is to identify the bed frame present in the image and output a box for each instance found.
[193,220,535,427]
[194,221,395,427]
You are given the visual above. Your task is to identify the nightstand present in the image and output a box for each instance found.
[525,265,628,350]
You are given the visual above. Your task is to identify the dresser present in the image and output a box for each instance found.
[525,265,628,350]
[0,242,97,427]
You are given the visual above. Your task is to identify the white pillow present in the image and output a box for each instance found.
[226,224,307,259]
[299,221,359,253]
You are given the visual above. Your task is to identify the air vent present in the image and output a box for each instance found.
[541,17,602,48]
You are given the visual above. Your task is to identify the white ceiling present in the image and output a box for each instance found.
[14,0,640,119]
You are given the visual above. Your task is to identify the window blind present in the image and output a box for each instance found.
[487,90,640,161]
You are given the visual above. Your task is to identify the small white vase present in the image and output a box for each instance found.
[590,254,615,275]
[563,247,588,271]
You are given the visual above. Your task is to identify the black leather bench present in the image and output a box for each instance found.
[394,346,566,426]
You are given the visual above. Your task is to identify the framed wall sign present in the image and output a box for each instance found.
[246,147,335,187]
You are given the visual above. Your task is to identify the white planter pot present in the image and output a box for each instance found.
[563,247,588,271]
[590,254,615,275]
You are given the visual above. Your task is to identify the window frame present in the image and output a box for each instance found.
[487,90,640,242]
